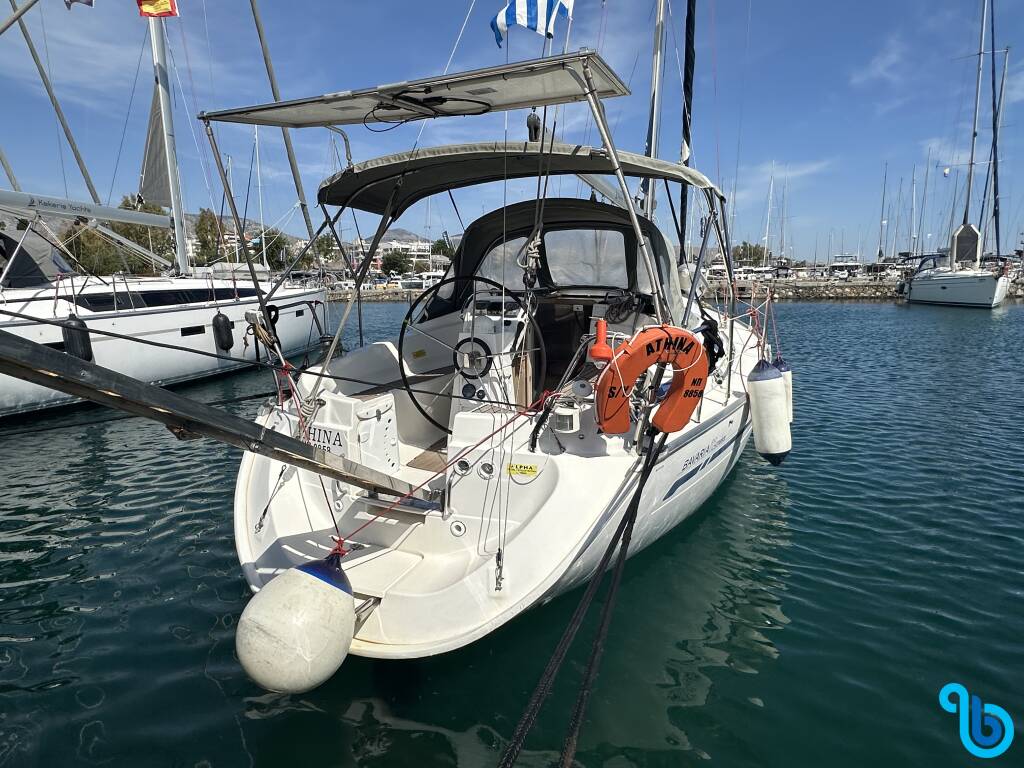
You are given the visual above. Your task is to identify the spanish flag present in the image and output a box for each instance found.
[137,0,178,17]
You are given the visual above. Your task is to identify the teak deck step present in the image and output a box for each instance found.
[407,438,449,472]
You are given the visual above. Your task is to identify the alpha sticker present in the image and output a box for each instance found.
[507,462,538,477]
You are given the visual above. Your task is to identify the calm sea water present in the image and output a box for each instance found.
[1,301,1021,767]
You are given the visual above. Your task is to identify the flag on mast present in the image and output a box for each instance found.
[136,0,178,17]
[64,1,95,9]
[491,0,573,47]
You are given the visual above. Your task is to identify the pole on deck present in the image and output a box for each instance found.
[0,0,37,38]
[0,329,434,501]
[0,145,21,191]
[641,0,666,220]
[148,17,190,274]
[204,120,285,359]
[248,0,315,241]
[574,63,667,323]
[963,0,988,227]
[8,0,100,204]
[677,0,697,263]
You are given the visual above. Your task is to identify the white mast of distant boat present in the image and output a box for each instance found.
[953,0,988,272]
[641,0,666,218]
[762,164,774,267]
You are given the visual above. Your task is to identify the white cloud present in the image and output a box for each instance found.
[850,35,906,87]
[733,158,834,205]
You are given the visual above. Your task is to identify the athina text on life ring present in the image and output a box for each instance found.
[595,325,709,434]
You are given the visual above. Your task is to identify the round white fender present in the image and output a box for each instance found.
[747,359,791,466]
[772,354,793,423]
[235,554,355,693]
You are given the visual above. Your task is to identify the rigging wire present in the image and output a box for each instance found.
[708,0,723,186]
[166,42,227,246]
[36,2,68,198]
[730,0,752,224]
[108,28,150,205]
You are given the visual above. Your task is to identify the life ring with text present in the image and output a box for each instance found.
[595,325,709,435]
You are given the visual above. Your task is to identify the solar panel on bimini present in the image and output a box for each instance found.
[199,51,628,129]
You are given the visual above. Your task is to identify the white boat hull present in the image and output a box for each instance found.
[0,281,326,418]
[232,315,761,661]
[907,270,1009,308]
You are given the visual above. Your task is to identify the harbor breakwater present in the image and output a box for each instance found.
[329,279,1024,304]
[754,278,1024,301]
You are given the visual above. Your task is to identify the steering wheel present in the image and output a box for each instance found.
[397,275,547,434]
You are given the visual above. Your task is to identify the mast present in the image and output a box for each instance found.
[877,162,887,260]
[890,177,903,260]
[255,126,268,269]
[0,0,38,37]
[778,174,787,264]
[0,145,20,191]
[148,17,189,274]
[676,0,697,262]
[762,165,774,267]
[947,169,960,250]
[641,0,667,220]
[248,0,315,240]
[8,0,99,203]
[909,165,916,255]
[916,149,931,257]
[987,0,1004,257]
[962,0,987,227]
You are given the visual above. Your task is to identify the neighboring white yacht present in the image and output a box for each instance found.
[907,225,1010,308]
[0,15,326,418]
[908,1,1013,310]
[0,228,325,417]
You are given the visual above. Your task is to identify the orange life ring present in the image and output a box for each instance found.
[594,325,709,435]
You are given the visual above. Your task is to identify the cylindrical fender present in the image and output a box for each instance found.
[595,325,709,435]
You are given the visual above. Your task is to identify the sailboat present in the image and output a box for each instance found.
[907,0,1010,308]
[0,7,794,706]
[0,10,326,418]
[200,45,793,691]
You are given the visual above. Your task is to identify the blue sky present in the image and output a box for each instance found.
[1,0,1022,260]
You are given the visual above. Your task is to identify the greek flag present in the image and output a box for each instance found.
[491,0,574,47]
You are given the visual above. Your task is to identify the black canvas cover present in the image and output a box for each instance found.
[0,229,70,288]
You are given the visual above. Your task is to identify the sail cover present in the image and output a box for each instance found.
[139,84,171,208]
[317,141,720,215]
[199,51,628,129]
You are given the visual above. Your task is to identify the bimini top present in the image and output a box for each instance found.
[199,50,627,129]
[317,141,721,215]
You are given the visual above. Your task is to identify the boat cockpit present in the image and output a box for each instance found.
[313,197,690,448]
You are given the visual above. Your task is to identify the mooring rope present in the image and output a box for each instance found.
[498,429,667,768]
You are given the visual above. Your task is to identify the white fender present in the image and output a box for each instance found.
[773,354,793,423]
[747,359,791,465]
[236,555,355,693]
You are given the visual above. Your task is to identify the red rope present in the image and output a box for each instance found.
[331,391,552,556]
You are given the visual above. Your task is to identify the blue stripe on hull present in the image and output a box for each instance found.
[661,426,749,501]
